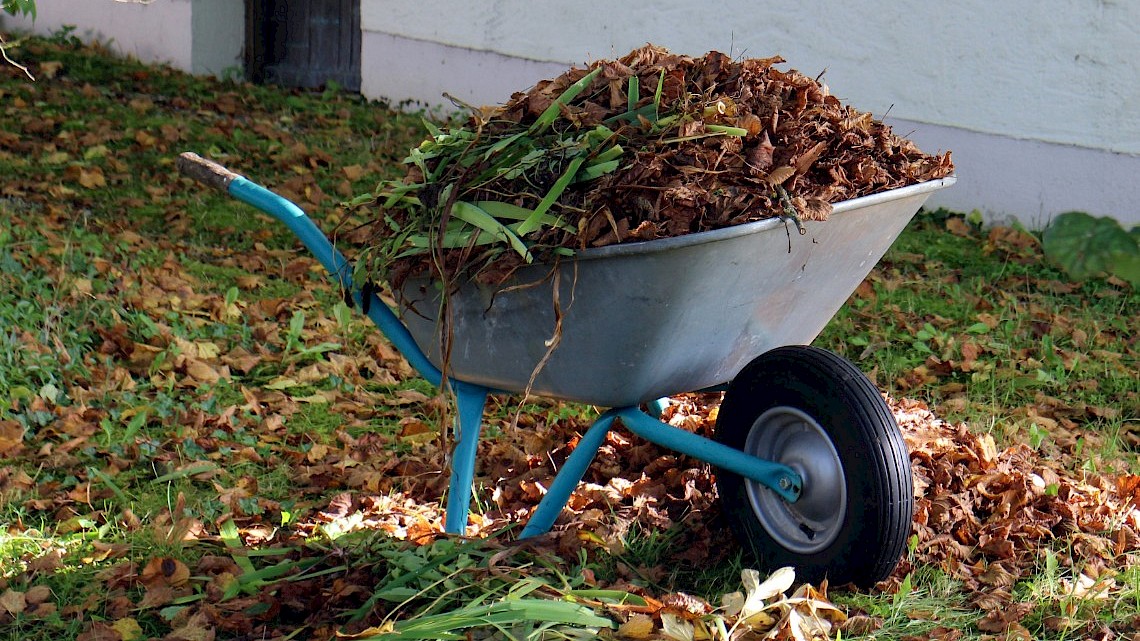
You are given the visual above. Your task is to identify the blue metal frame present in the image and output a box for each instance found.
[223,176,802,537]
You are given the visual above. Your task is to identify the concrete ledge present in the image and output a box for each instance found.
[361,31,567,112]
[894,118,1140,228]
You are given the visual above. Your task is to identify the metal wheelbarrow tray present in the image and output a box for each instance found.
[178,152,954,587]
[400,178,952,408]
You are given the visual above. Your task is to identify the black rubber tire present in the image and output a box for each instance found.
[714,345,913,587]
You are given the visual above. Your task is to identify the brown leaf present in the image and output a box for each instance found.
[76,623,122,641]
[164,611,215,641]
[841,615,884,635]
[39,60,63,79]
[79,166,107,189]
[976,602,1034,632]
[762,165,795,186]
[140,557,191,589]
[0,420,24,456]
[0,589,26,616]
[945,216,974,237]
[616,614,655,639]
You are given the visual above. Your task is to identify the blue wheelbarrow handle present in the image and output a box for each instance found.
[176,152,444,388]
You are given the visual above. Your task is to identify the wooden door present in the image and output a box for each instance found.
[245,0,361,92]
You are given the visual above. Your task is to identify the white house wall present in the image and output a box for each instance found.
[360,0,1140,226]
[3,0,240,76]
[3,1,1137,226]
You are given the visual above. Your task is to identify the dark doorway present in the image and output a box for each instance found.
[245,0,361,92]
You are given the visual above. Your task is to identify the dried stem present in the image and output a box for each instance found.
[0,34,35,81]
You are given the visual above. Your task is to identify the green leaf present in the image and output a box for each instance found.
[449,201,532,261]
[573,159,620,183]
[965,322,991,335]
[1110,249,1140,286]
[1042,211,1140,280]
[516,155,586,236]
[705,124,749,136]
[531,66,603,132]
[2,0,35,18]
[474,201,572,231]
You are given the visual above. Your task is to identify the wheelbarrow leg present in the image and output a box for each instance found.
[519,410,618,538]
[443,381,489,534]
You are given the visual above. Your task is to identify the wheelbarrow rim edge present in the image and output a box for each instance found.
[573,176,957,261]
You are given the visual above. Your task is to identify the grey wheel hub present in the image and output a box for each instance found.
[744,406,847,553]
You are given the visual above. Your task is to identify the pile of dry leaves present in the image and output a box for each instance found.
[358,44,954,287]
[491,45,953,238]
[267,388,1140,637]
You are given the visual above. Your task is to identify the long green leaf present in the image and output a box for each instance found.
[653,68,665,119]
[368,599,612,640]
[573,159,620,183]
[516,155,586,236]
[531,66,603,132]
[705,124,749,136]
[590,144,624,165]
[474,200,573,231]
[450,201,532,261]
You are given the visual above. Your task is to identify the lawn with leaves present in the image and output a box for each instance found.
[1,34,1138,641]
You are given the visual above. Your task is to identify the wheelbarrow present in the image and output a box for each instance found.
[177,151,955,586]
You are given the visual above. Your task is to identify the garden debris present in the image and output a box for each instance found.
[355,44,953,288]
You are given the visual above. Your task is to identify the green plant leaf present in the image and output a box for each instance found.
[1042,211,1140,280]
[531,66,603,132]
[473,200,572,231]
[516,155,586,236]
[450,201,532,261]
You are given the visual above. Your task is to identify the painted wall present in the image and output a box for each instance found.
[359,0,1140,226]
[3,0,241,76]
[4,1,1138,225]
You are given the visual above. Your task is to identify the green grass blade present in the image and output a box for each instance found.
[531,66,603,132]
[603,103,657,125]
[590,144,624,165]
[516,155,586,236]
[627,75,639,113]
[474,201,573,231]
[705,124,749,136]
[150,462,217,483]
[653,68,665,119]
[482,131,530,160]
[450,201,532,261]
[573,160,620,183]
[375,599,612,640]
[88,466,131,507]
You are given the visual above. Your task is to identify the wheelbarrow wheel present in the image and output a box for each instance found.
[714,345,913,587]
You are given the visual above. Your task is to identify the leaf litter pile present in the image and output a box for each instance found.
[1,36,1139,641]
[353,45,953,288]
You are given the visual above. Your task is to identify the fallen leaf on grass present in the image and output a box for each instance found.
[616,613,655,639]
[0,420,25,456]
[39,60,63,78]
[112,617,144,641]
[140,557,191,589]
[76,622,121,641]
[0,589,26,617]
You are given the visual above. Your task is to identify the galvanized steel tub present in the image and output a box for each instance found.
[398,177,955,407]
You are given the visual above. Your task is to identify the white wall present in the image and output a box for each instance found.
[3,0,240,76]
[4,1,1137,226]
[359,0,1140,227]
[190,0,243,76]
